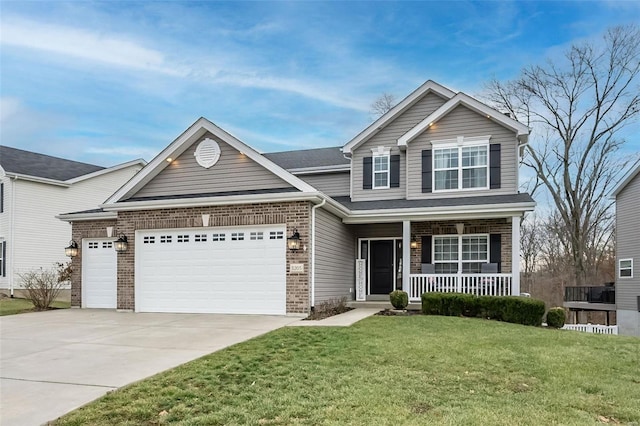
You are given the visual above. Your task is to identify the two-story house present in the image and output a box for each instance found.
[59,80,535,315]
[612,160,640,337]
[0,146,146,297]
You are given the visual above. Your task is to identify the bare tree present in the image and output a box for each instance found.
[520,215,543,293]
[370,93,396,118]
[486,25,640,286]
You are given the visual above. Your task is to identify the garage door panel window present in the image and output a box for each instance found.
[194,234,207,242]
[177,235,189,243]
[160,235,172,243]
[231,232,244,241]
[89,242,99,249]
[212,233,226,241]
[270,231,284,240]
[143,236,155,244]
[250,232,264,240]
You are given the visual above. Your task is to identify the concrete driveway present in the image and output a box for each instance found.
[0,309,300,426]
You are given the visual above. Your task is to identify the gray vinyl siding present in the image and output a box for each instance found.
[616,172,640,311]
[407,105,518,199]
[134,134,292,198]
[314,208,355,304]
[352,92,448,202]
[299,172,350,196]
[352,223,402,239]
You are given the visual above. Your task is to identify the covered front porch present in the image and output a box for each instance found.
[350,217,522,302]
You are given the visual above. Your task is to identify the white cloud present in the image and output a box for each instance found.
[0,17,186,76]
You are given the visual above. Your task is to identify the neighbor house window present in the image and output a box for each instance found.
[373,154,390,189]
[433,141,488,191]
[433,235,488,273]
[619,259,633,278]
[0,241,5,277]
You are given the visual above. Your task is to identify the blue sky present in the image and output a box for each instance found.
[1,1,639,166]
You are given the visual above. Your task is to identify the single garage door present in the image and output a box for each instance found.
[82,239,117,308]
[135,225,287,315]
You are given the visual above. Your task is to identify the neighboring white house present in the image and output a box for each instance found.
[612,159,640,337]
[0,146,146,296]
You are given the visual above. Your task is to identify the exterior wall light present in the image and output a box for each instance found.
[410,236,418,249]
[114,234,128,253]
[65,240,79,258]
[287,229,301,251]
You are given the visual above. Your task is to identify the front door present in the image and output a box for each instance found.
[370,240,394,294]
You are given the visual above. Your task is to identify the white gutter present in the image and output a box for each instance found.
[4,172,70,187]
[310,198,326,309]
[57,211,118,222]
[289,165,350,175]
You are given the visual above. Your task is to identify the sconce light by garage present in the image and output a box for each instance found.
[410,235,418,249]
[65,240,79,258]
[114,234,128,253]
[287,229,301,251]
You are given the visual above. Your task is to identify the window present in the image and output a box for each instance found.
[102,242,113,249]
[619,259,633,278]
[373,155,390,189]
[434,143,488,191]
[212,233,226,241]
[231,232,244,241]
[269,231,284,240]
[160,235,172,243]
[143,236,155,244]
[433,235,489,273]
[194,234,207,242]
[177,235,189,243]
[250,232,263,240]
[88,242,99,248]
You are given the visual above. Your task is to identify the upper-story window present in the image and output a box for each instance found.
[432,136,490,192]
[619,258,633,278]
[373,155,390,189]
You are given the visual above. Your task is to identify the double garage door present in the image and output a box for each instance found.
[82,225,287,315]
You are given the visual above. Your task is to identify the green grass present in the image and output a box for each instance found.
[54,316,640,425]
[0,297,70,316]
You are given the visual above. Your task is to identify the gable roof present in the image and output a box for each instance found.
[398,92,530,146]
[0,145,105,181]
[611,159,640,197]
[105,117,318,205]
[342,80,456,154]
[264,146,349,172]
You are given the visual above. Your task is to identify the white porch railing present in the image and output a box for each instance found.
[562,324,618,335]
[408,273,513,301]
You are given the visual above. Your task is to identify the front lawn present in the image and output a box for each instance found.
[55,316,640,425]
[0,297,70,316]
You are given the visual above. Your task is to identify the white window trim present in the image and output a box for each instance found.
[432,136,491,193]
[432,234,490,273]
[371,146,391,190]
[619,258,633,279]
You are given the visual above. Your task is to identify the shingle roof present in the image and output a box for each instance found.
[0,145,105,181]
[264,147,349,170]
[332,193,535,210]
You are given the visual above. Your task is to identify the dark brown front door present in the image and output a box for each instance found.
[370,240,394,294]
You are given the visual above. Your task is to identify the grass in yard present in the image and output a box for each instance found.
[0,297,70,316]
[54,316,640,425]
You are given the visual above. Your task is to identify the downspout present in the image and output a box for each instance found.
[9,175,17,297]
[310,198,326,309]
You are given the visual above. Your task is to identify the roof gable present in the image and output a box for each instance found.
[106,118,317,204]
[612,159,640,197]
[398,93,530,146]
[342,80,455,154]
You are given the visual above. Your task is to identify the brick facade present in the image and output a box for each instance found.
[409,218,513,274]
[70,201,312,313]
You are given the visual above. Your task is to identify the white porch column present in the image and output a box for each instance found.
[402,220,411,293]
[511,215,521,296]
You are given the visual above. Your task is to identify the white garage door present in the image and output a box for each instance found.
[82,239,117,309]
[135,225,287,315]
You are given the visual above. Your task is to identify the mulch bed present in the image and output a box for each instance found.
[304,306,353,321]
[376,309,422,316]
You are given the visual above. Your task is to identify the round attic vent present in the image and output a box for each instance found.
[194,138,221,168]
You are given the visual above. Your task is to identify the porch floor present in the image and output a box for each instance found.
[347,301,422,310]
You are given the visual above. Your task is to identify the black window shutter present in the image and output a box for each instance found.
[363,157,372,189]
[1,241,5,277]
[0,183,3,213]
[490,144,501,189]
[390,155,400,188]
[421,235,432,264]
[490,234,501,272]
[422,150,432,193]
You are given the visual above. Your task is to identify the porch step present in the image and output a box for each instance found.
[347,301,422,310]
